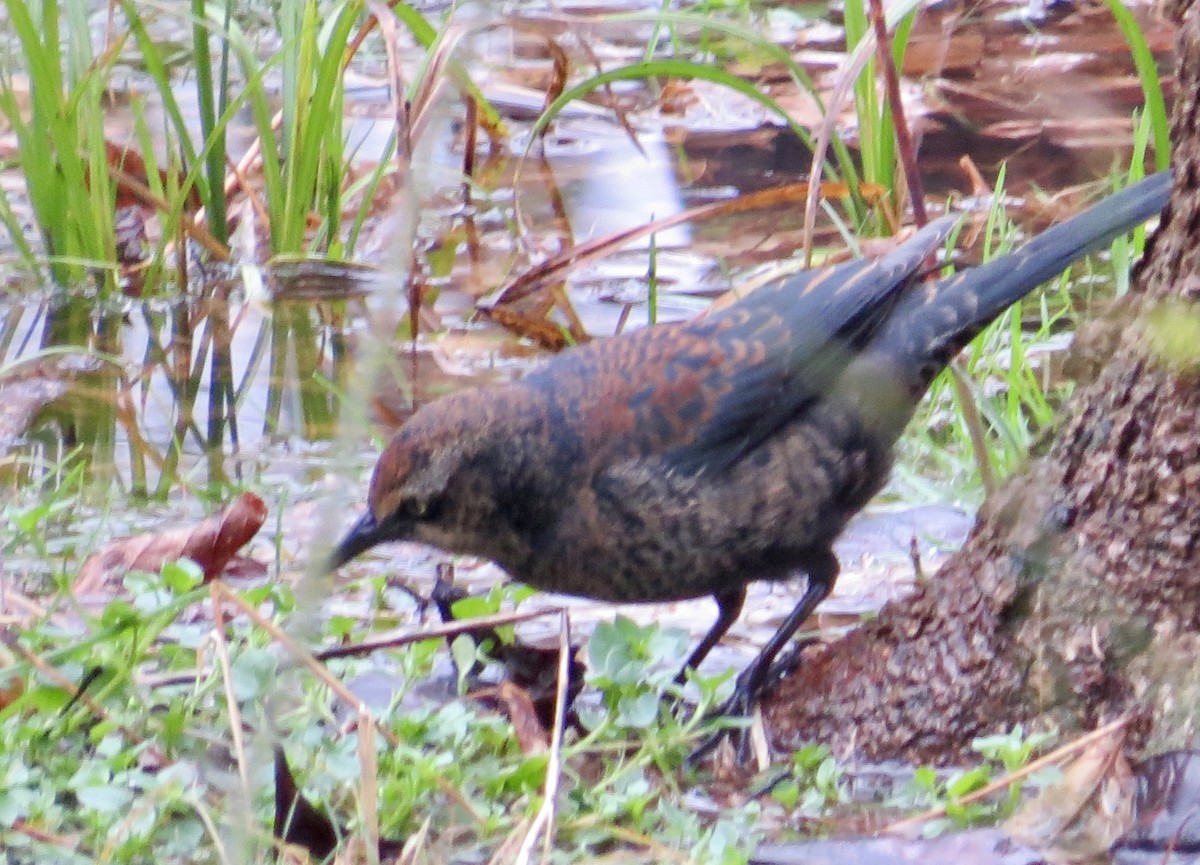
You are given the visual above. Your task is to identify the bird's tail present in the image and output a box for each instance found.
[875,171,1172,394]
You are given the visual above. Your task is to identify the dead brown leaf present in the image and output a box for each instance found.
[75,491,268,595]
[1004,722,1133,860]
[104,141,202,213]
[479,306,580,352]
[0,674,23,712]
[488,679,550,755]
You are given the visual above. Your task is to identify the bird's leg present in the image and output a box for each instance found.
[733,550,838,706]
[691,551,838,762]
[674,587,747,685]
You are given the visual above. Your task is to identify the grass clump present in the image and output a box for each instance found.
[0,577,761,861]
[0,0,120,289]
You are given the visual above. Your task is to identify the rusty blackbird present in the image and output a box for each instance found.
[329,172,1170,720]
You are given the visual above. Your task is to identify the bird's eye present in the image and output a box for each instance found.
[403,496,440,520]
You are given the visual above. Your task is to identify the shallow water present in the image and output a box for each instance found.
[0,0,1173,639]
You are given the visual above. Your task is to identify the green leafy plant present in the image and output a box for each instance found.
[901,724,1057,835]
[771,743,845,812]
[583,614,693,730]
[0,0,121,289]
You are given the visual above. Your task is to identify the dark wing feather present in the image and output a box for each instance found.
[869,171,1173,388]
[664,217,958,475]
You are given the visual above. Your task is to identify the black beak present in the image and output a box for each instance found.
[327,510,390,572]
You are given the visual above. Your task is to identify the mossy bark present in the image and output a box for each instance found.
[764,0,1200,763]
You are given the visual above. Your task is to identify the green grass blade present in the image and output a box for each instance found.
[1101,0,1170,171]
[190,0,228,244]
[530,59,833,182]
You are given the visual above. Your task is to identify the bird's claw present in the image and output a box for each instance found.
[686,672,764,767]
[686,647,808,767]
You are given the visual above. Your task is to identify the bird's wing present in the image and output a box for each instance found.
[663,217,958,475]
[870,171,1173,388]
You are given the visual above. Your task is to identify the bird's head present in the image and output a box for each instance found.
[325,391,530,573]
[326,391,498,571]
[326,429,449,571]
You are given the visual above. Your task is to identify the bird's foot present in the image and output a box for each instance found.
[687,684,758,767]
[686,660,780,767]
[686,646,806,768]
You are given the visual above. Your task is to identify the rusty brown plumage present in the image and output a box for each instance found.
[330,172,1171,730]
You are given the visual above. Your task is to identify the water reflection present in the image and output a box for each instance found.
[7,0,1166,583]
[1,294,355,496]
[1,102,718,511]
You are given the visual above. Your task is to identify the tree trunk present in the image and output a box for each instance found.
[764,0,1200,764]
